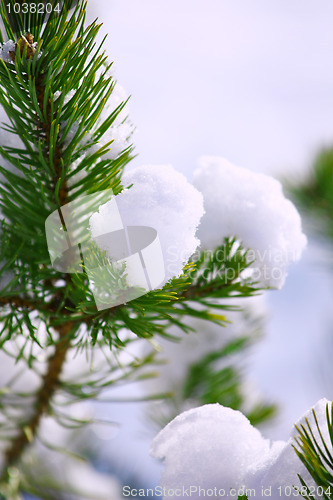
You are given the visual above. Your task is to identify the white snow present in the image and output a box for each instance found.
[0,40,15,63]
[90,164,204,285]
[193,156,307,289]
[151,404,272,496]
[0,39,39,63]
[0,104,25,177]
[152,399,330,499]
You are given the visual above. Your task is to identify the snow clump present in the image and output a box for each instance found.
[151,399,329,499]
[193,156,307,289]
[90,164,204,285]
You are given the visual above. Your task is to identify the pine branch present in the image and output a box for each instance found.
[1,321,72,479]
[285,147,333,241]
[148,305,276,431]
[0,20,77,475]
[294,402,333,498]
[0,2,85,478]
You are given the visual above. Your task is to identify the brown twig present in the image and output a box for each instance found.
[1,321,72,478]
[0,296,40,311]
[0,35,74,477]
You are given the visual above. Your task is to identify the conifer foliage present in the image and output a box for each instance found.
[0,1,271,497]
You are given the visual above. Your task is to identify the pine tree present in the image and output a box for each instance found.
[0,1,274,497]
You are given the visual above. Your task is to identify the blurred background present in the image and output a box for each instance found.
[87,0,333,179]
[80,0,333,491]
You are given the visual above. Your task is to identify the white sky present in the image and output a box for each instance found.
[87,0,333,180]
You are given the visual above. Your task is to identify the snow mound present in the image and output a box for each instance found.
[193,156,307,289]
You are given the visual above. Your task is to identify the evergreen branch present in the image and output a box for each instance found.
[148,310,275,430]
[0,321,73,481]
[285,146,333,241]
[293,402,333,498]
[0,3,88,480]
